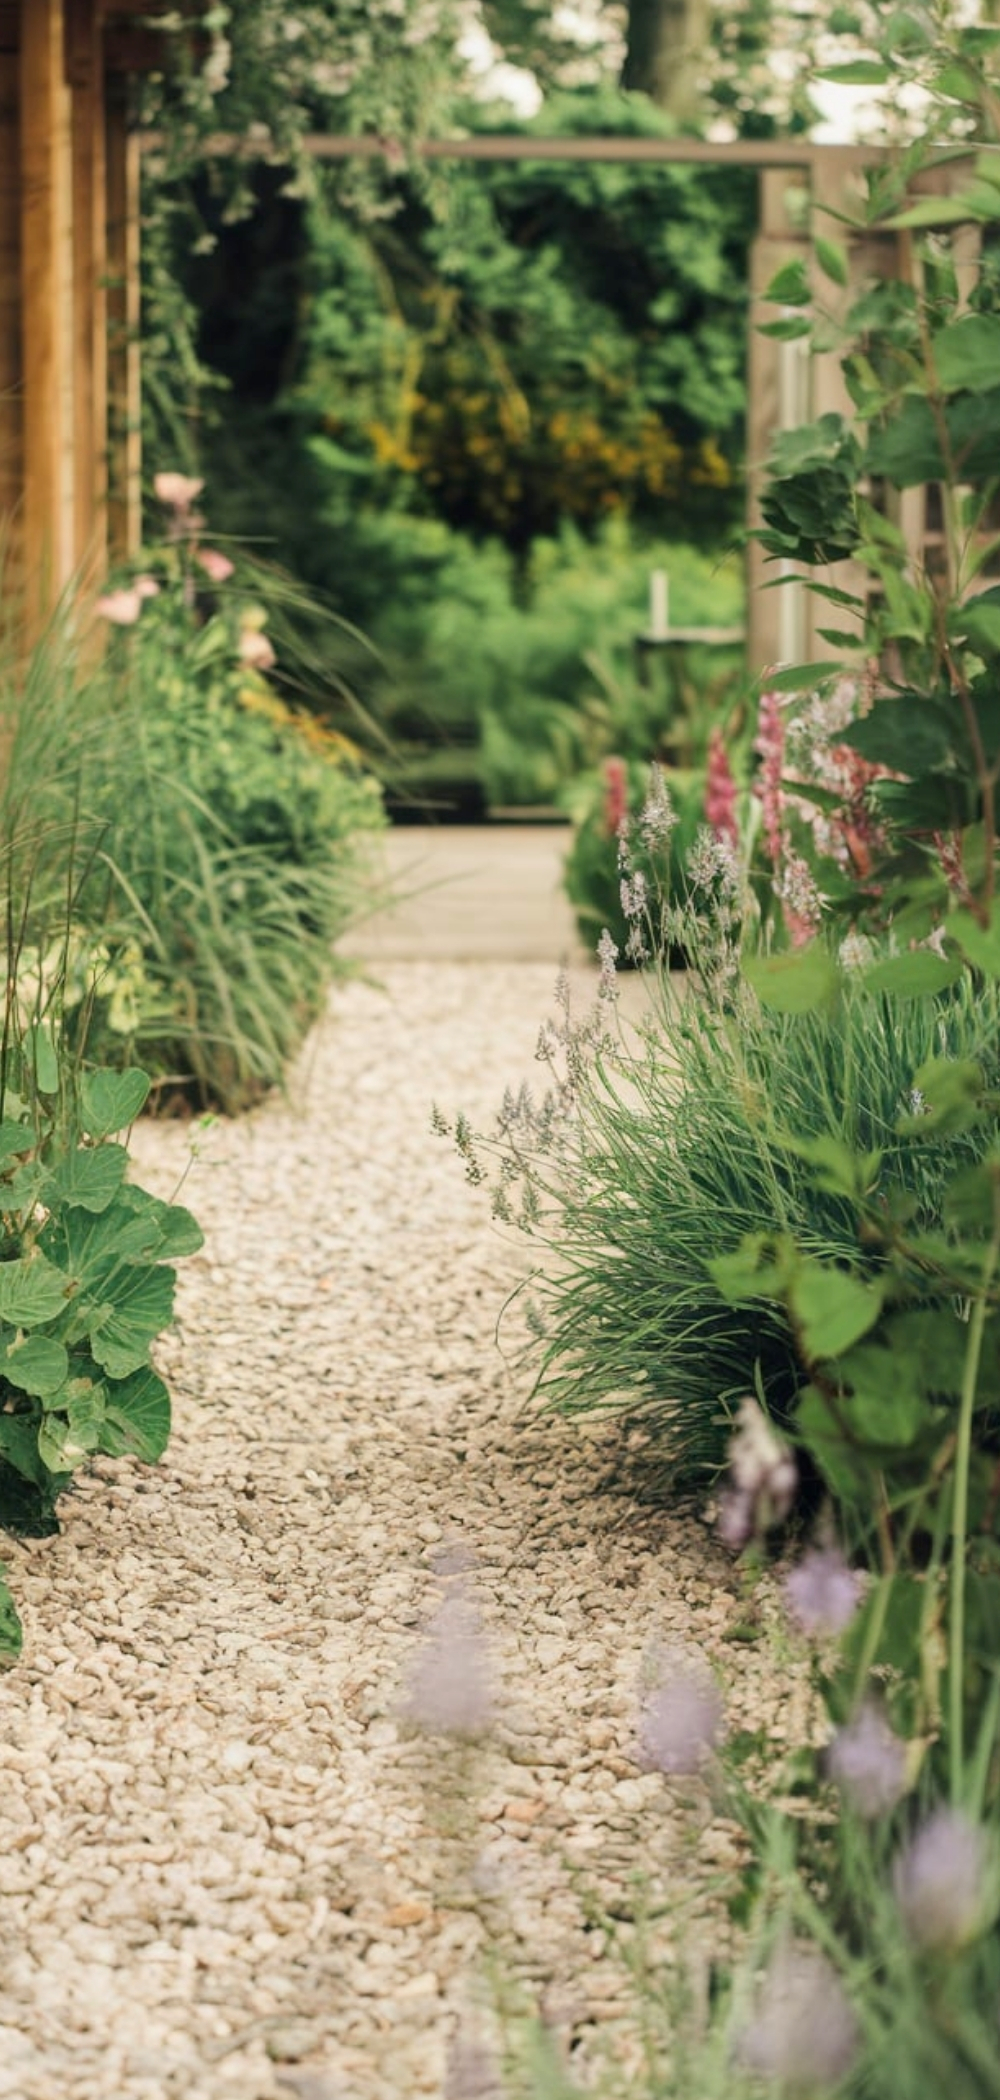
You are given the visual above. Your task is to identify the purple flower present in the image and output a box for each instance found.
[893,1808,1000,1954]
[635,1658,724,1776]
[827,1703,908,1818]
[717,1398,797,1550]
[784,1547,864,1640]
[399,1580,494,1740]
[736,1941,859,2094]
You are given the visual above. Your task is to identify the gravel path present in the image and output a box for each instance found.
[0,962,799,2100]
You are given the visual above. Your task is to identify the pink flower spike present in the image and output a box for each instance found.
[603,756,628,838]
[635,1658,724,1776]
[196,547,235,584]
[737,1941,859,2092]
[784,1546,864,1640]
[95,588,142,626]
[705,726,738,844]
[154,471,204,510]
[238,629,276,671]
[893,1809,1000,1954]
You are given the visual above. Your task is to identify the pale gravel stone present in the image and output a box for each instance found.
[0,961,811,2099]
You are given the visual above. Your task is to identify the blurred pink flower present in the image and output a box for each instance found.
[893,1809,1000,1953]
[784,1546,864,1640]
[135,575,160,600]
[635,1657,724,1776]
[705,726,738,845]
[197,547,235,584]
[754,689,786,866]
[828,1702,908,1817]
[238,629,276,672]
[603,756,628,837]
[154,471,204,510]
[95,588,142,626]
[718,1397,797,1549]
[737,1941,859,2092]
[399,1578,494,1739]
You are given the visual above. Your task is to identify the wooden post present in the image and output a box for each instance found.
[746,168,812,674]
[105,67,140,563]
[68,0,107,584]
[20,0,75,626]
[0,10,22,592]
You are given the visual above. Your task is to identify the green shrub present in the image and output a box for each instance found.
[14,502,387,1111]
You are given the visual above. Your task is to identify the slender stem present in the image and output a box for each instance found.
[950,1193,1000,1804]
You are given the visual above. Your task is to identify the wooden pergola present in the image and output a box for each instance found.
[0,13,963,663]
[0,0,182,628]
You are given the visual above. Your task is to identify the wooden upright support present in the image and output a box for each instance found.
[68,0,108,583]
[105,67,140,563]
[20,0,75,624]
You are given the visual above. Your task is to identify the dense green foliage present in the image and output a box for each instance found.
[0,1053,202,1658]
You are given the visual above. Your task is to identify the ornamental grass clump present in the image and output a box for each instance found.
[455,892,1000,1483]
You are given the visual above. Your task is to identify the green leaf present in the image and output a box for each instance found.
[818,60,889,83]
[79,1068,150,1140]
[861,951,963,999]
[867,398,944,486]
[950,905,1000,977]
[790,1263,885,1361]
[840,698,954,772]
[1,1335,69,1399]
[744,946,841,1015]
[44,1143,129,1215]
[933,315,1000,394]
[943,1160,1000,1234]
[763,259,812,306]
[112,1185,204,1261]
[100,1365,171,1462]
[764,661,846,692]
[708,1233,794,1304]
[0,1254,71,1328]
[776,1132,882,1199]
[0,1120,34,1164]
[899,1055,985,1134]
[0,1566,22,1667]
[758,316,814,341]
[37,1382,105,1472]
[955,594,1000,657]
[815,236,849,288]
[21,1026,59,1095]
[85,1266,176,1378]
[0,1412,49,1486]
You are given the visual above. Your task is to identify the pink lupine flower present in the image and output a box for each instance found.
[153,471,204,511]
[238,629,276,671]
[784,1547,864,1640]
[893,1809,1000,1953]
[754,689,787,865]
[705,726,738,845]
[603,756,628,838]
[737,1941,859,2092]
[196,547,235,584]
[95,587,142,626]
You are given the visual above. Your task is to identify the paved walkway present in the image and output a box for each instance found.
[0,837,796,2100]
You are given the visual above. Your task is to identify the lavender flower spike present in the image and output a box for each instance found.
[718,1397,797,1550]
[893,1808,1000,1954]
[784,1546,864,1641]
[827,1702,908,1818]
[400,1578,494,1740]
[635,1655,724,1776]
[737,1941,859,2094]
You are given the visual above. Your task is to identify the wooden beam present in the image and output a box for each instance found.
[0,43,21,580]
[147,127,876,172]
[21,0,75,626]
[105,72,141,563]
